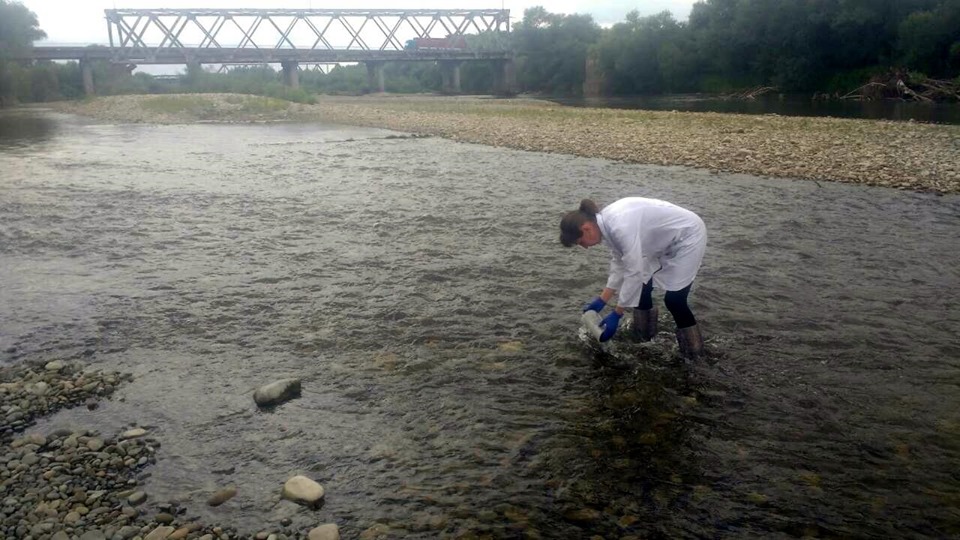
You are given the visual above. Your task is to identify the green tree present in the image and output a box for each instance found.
[896,0,960,76]
[513,7,601,95]
[596,10,692,94]
[28,61,59,101]
[0,0,46,105]
[682,0,957,92]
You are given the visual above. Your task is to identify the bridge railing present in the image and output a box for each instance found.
[105,8,511,54]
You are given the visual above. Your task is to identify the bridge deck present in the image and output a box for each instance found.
[27,46,511,64]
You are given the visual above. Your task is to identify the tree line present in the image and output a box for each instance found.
[514,0,960,95]
[2,0,959,105]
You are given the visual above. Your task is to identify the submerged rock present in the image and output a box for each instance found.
[359,524,390,540]
[281,475,325,507]
[207,485,238,506]
[144,526,175,540]
[309,523,341,540]
[120,427,147,440]
[44,360,65,372]
[253,378,302,407]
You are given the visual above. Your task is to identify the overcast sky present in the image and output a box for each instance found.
[21,0,700,45]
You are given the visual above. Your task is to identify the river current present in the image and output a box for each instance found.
[1,108,958,539]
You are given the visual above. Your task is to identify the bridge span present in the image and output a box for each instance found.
[21,8,516,95]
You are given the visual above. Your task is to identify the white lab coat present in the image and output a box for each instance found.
[596,197,707,308]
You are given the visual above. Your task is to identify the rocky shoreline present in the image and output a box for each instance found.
[1,362,340,540]
[44,92,960,194]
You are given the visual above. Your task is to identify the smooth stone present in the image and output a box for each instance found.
[168,527,192,540]
[25,433,47,446]
[117,526,140,539]
[207,486,237,507]
[281,475,324,507]
[45,361,65,371]
[308,524,340,540]
[155,512,175,524]
[563,508,602,522]
[127,491,147,505]
[51,532,70,540]
[359,524,389,540]
[144,526,175,540]
[87,438,105,452]
[253,379,302,407]
[80,531,107,540]
[120,428,147,440]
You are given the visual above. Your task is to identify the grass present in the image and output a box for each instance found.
[140,94,292,119]
[140,95,218,116]
[223,94,292,114]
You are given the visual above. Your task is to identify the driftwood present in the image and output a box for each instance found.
[834,69,959,102]
[724,85,778,100]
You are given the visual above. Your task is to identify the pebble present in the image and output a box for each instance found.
[281,475,325,507]
[253,378,302,407]
[120,428,148,440]
[155,511,176,524]
[208,485,238,507]
[144,526,175,540]
[127,491,147,505]
[308,524,341,540]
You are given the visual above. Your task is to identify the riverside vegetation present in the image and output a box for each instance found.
[49,93,960,194]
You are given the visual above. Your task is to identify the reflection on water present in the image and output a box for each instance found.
[553,94,960,124]
[0,108,62,147]
[1,110,959,538]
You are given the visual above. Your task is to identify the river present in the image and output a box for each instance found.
[1,108,959,538]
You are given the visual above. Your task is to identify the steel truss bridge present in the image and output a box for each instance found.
[22,8,515,95]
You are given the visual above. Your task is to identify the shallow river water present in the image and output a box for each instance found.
[1,108,959,539]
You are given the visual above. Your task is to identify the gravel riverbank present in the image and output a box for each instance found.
[46,92,960,194]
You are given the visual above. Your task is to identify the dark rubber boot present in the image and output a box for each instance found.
[675,324,704,359]
[631,308,658,341]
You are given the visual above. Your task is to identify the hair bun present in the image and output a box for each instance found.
[579,199,599,217]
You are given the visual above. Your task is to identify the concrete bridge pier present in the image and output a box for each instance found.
[281,61,300,89]
[492,58,516,96]
[79,59,95,96]
[366,61,385,93]
[440,61,461,94]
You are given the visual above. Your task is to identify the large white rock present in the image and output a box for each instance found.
[282,475,325,507]
[120,428,147,440]
[254,379,302,407]
[308,524,340,540]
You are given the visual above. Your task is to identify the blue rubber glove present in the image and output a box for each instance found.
[598,311,622,342]
[582,297,606,313]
